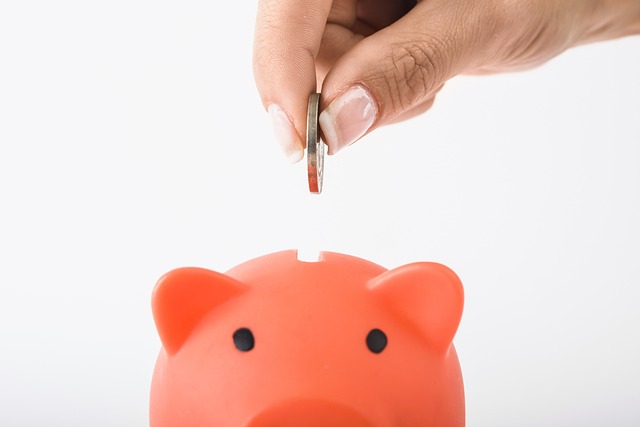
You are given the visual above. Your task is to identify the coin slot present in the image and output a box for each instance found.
[297,248,321,262]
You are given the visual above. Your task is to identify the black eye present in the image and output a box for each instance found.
[233,327,255,352]
[366,328,387,354]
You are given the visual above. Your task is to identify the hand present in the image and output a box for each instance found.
[253,0,640,161]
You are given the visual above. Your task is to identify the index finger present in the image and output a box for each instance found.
[253,0,332,162]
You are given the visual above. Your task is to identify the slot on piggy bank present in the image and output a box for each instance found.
[150,250,465,427]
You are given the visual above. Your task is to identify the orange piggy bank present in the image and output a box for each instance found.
[150,250,465,426]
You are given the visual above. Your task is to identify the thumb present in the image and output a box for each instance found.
[319,0,483,155]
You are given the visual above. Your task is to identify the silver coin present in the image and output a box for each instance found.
[306,93,324,193]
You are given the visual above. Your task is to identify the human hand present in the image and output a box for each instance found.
[253,0,640,161]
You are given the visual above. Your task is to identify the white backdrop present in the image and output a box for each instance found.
[1,1,639,426]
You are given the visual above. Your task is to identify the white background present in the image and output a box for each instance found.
[1,1,639,426]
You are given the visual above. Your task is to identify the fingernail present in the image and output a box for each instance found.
[319,85,377,155]
[268,104,304,163]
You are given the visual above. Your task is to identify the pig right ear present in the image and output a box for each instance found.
[368,262,464,353]
[152,267,247,355]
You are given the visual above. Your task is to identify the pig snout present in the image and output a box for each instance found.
[247,399,373,427]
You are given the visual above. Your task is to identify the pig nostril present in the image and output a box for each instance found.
[366,329,387,354]
[233,327,255,352]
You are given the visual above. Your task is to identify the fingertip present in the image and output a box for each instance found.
[319,85,378,155]
[268,104,305,164]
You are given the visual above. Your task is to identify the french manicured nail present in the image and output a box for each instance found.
[268,104,304,163]
[319,85,377,155]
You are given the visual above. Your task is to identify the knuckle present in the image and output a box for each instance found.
[484,0,570,69]
[377,37,451,117]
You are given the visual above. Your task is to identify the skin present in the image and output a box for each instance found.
[253,0,640,160]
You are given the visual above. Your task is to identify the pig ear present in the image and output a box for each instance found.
[368,262,464,352]
[152,267,247,355]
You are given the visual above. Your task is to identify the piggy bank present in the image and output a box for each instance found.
[150,250,465,427]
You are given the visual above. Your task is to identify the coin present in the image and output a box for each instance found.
[306,93,324,193]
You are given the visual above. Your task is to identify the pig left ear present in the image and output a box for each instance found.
[368,262,464,352]
[152,267,247,355]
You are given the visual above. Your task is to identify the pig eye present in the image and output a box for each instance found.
[366,329,387,354]
[233,327,255,352]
